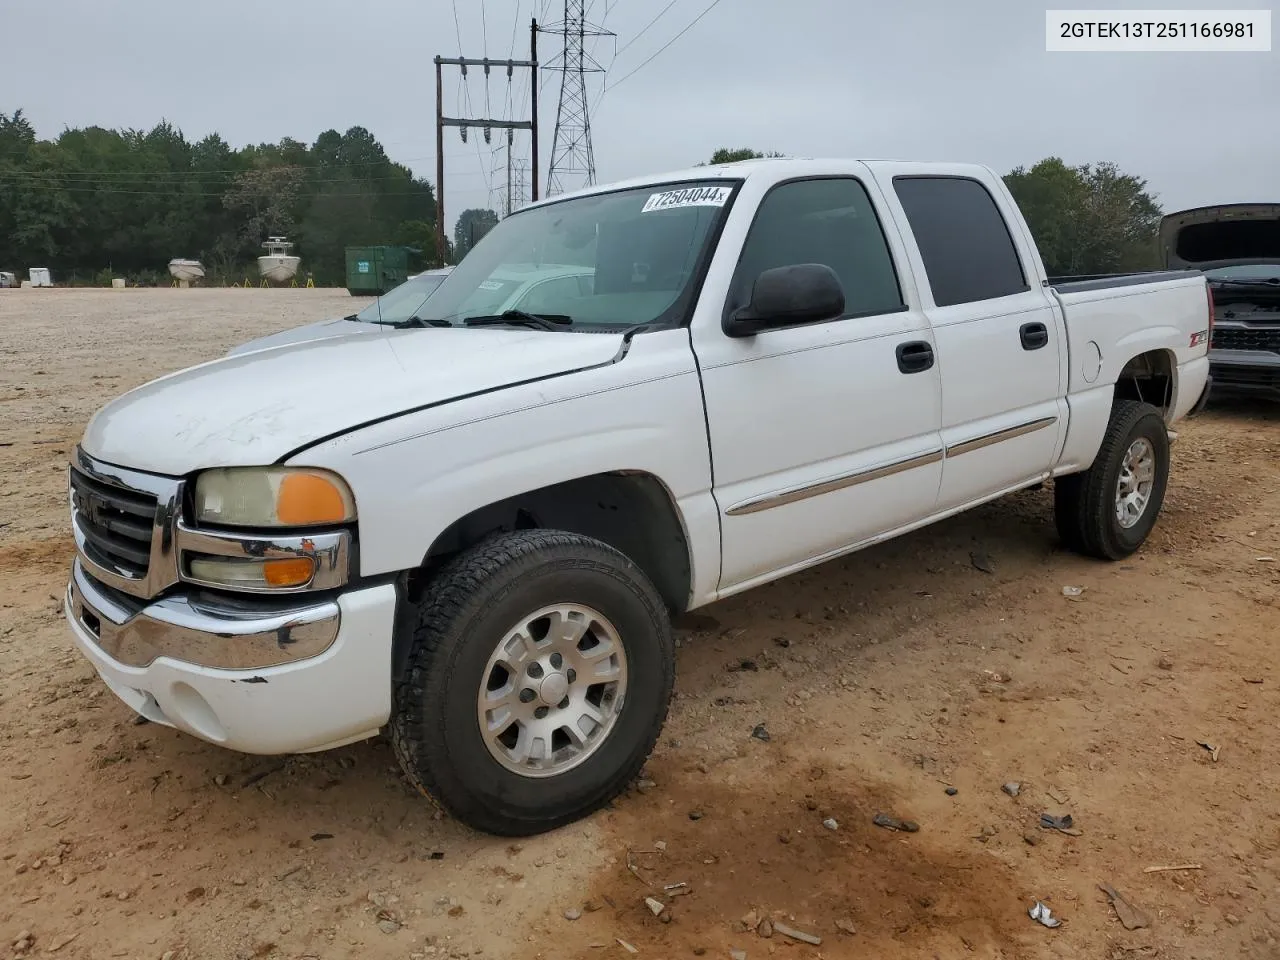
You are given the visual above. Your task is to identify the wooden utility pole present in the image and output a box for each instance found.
[530,17,539,203]
[435,57,445,264]
[433,20,539,264]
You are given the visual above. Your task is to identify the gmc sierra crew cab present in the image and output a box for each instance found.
[64,158,1212,836]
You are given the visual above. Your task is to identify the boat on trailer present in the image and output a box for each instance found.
[168,259,205,282]
[258,237,301,284]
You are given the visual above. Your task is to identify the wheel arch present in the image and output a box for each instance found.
[1114,348,1178,420]
[404,469,694,614]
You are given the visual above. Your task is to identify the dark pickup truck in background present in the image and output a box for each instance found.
[1162,203,1280,401]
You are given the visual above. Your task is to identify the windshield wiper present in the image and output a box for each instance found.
[1210,277,1280,286]
[462,310,574,331]
[391,315,455,329]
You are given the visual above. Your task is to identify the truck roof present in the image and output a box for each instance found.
[518,157,1000,212]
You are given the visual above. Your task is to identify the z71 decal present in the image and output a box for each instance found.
[641,185,732,213]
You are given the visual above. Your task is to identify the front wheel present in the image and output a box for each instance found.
[390,529,675,836]
[1054,399,1171,560]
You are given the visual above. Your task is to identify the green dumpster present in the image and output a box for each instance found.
[344,246,415,297]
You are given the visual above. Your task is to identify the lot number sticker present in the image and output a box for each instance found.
[642,185,732,213]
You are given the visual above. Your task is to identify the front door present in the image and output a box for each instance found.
[691,174,945,594]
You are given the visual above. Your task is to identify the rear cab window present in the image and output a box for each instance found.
[726,177,906,322]
[892,176,1029,307]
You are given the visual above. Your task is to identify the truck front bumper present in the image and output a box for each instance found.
[65,559,396,754]
[1208,349,1280,401]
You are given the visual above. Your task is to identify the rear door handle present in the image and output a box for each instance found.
[896,340,934,374]
[1020,321,1049,350]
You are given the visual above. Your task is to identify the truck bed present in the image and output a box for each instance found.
[1049,269,1202,293]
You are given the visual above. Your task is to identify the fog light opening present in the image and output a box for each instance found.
[167,683,227,743]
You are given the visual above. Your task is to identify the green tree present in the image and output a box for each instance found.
[394,219,438,264]
[1004,158,1162,276]
[453,208,500,261]
[223,164,308,255]
[0,108,438,285]
[1075,162,1163,273]
[1003,158,1088,276]
[703,147,785,165]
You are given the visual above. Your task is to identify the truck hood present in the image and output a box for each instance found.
[83,328,625,476]
[225,316,383,356]
[1161,203,1280,270]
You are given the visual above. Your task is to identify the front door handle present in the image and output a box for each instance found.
[1020,321,1049,351]
[896,340,934,374]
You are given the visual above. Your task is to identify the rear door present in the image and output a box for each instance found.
[691,172,944,593]
[879,171,1066,511]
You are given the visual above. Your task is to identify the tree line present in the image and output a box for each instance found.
[0,107,1166,287]
[706,148,1164,277]
[0,109,440,286]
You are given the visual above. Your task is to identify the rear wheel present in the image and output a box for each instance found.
[390,529,674,836]
[1053,399,1170,560]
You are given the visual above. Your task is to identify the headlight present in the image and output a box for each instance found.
[192,467,356,528]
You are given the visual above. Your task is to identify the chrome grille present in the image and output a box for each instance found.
[1212,327,1280,353]
[70,466,157,579]
[68,448,182,600]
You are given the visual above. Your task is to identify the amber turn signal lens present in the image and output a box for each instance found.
[262,557,316,588]
[277,473,351,525]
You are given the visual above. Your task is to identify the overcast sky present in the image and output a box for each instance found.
[4,0,1276,228]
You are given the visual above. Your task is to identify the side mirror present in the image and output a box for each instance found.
[724,263,846,338]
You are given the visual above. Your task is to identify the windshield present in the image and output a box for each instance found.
[418,180,739,329]
[354,271,450,324]
[1203,263,1280,282]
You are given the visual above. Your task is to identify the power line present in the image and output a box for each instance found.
[481,0,492,119]
[0,153,442,173]
[450,0,492,196]
[491,0,525,212]
[450,0,466,54]
[0,168,489,187]
[604,0,725,93]
[0,160,483,180]
[614,0,678,57]
[585,0,619,121]
[0,182,457,198]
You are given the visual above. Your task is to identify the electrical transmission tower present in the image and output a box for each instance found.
[488,140,531,217]
[543,1,612,197]
[510,159,529,215]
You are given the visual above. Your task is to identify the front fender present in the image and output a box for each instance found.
[286,330,723,606]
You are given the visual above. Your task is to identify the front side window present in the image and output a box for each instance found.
[418,181,738,329]
[727,177,905,320]
[354,272,449,325]
[514,274,593,313]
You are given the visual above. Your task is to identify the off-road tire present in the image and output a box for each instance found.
[1053,399,1170,560]
[390,529,674,836]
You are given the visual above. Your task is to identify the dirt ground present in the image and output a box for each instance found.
[1,288,1278,960]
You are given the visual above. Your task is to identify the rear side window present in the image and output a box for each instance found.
[729,177,905,320]
[893,176,1029,307]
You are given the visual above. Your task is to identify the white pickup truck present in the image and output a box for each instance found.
[65,158,1212,836]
